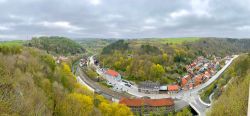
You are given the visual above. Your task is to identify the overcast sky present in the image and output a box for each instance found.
[1,0,250,40]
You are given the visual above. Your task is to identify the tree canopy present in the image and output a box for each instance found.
[26,36,85,55]
[99,38,250,84]
[0,46,132,116]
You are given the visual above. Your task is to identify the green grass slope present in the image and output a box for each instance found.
[207,54,250,116]
[0,40,24,46]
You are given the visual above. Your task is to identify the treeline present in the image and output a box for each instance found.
[0,46,132,116]
[140,44,161,55]
[100,40,193,84]
[207,54,250,115]
[0,45,22,55]
[99,38,250,84]
[101,40,129,54]
[25,36,85,56]
[184,38,250,57]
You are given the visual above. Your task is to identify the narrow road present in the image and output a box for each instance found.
[179,55,238,116]
[76,55,238,115]
[76,67,132,101]
[75,65,189,110]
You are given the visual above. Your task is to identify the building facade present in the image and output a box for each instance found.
[138,81,160,94]
[119,98,175,115]
[167,85,180,94]
[104,69,121,85]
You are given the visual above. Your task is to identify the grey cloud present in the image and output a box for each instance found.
[0,0,250,40]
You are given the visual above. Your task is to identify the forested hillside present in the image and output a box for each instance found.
[0,45,132,116]
[207,54,250,116]
[26,36,85,56]
[99,38,250,84]
[77,39,114,55]
[184,38,250,57]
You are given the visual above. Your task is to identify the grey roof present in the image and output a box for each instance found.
[138,81,160,89]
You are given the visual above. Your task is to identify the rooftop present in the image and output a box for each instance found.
[168,85,180,91]
[105,69,119,77]
[119,98,174,107]
[181,78,188,86]
[138,81,160,89]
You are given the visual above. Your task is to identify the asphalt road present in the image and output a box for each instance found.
[77,55,238,115]
[76,67,132,101]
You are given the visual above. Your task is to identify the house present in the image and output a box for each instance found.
[79,58,88,67]
[210,69,216,75]
[138,81,160,94]
[104,69,121,85]
[194,75,203,86]
[119,98,175,114]
[204,71,211,79]
[181,75,191,88]
[184,75,191,80]
[195,66,201,72]
[167,85,180,94]
[190,62,196,67]
[189,83,194,89]
[181,78,188,87]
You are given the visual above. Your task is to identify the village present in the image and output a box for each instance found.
[76,54,234,114]
[80,55,230,94]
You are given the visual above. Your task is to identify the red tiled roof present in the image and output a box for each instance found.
[186,75,191,80]
[168,85,179,91]
[195,75,203,83]
[119,98,174,107]
[204,71,211,77]
[105,69,119,77]
[191,63,196,67]
[181,78,188,86]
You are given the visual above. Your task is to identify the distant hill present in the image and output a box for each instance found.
[184,38,250,57]
[98,38,250,83]
[77,39,114,55]
[26,36,85,56]
[101,40,129,54]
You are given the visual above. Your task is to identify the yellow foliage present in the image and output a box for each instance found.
[99,102,133,116]
[59,93,94,116]
[62,63,72,75]
[99,102,113,116]
[95,95,107,103]
[74,83,94,96]
[111,103,133,116]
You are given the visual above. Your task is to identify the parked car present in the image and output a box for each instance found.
[122,80,129,83]
[125,83,131,87]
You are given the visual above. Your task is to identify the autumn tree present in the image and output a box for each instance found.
[150,64,165,81]
[57,93,94,116]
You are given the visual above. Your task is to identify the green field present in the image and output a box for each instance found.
[129,37,200,49]
[0,40,25,46]
[158,37,200,44]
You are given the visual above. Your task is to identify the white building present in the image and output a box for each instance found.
[104,69,121,85]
